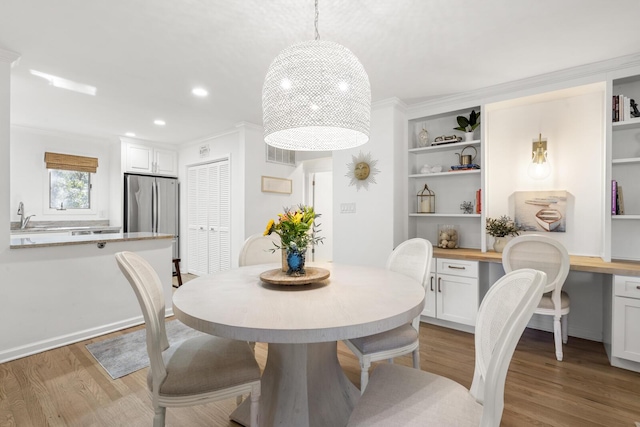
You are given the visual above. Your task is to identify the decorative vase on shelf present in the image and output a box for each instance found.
[286,246,306,276]
[464,131,474,142]
[493,237,507,253]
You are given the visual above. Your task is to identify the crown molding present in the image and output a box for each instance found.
[407,52,640,118]
[235,121,263,132]
[0,48,20,65]
[373,97,407,111]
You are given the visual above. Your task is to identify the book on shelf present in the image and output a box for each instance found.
[617,183,625,215]
[475,189,482,214]
[613,94,634,122]
[612,180,617,215]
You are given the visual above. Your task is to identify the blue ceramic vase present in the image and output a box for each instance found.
[286,247,306,276]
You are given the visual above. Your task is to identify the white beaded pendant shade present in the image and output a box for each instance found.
[263,39,371,151]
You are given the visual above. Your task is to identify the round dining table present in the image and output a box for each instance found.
[172,262,425,427]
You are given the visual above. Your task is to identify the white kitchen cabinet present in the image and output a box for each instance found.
[612,275,640,363]
[125,143,177,176]
[422,257,479,327]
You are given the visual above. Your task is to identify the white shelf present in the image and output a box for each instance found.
[410,213,481,218]
[409,169,481,178]
[409,140,480,154]
[612,157,640,165]
[612,117,640,130]
[612,215,640,220]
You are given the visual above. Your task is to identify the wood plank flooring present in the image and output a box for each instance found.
[1,323,639,426]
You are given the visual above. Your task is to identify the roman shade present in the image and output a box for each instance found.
[44,152,98,173]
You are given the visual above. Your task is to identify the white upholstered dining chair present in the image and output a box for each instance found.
[115,251,261,427]
[238,233,281,266]
[347,268,546,427]
[344,238,433,393]
[502,234,570,361]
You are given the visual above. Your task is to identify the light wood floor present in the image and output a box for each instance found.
[1,276,639,426]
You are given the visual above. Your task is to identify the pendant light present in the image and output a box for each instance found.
[262,0,371,151]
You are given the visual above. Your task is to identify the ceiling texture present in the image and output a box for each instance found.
[1,0,640,145]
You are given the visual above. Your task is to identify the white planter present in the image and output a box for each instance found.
[464,131,474,142]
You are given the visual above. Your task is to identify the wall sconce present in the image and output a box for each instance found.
[528,133,550,180]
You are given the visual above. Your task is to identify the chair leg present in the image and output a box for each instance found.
[553,315,563,361]
[360,359,371,395]
[172,258,183,288]
[250,385,260,427]
[561,315,568,344]
[153,405,166,427]
[412,347,420,369]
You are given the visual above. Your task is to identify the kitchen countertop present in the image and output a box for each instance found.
[10,232,174,249]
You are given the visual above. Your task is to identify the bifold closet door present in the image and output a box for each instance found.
[187,160,231,275]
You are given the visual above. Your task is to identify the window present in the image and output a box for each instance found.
[44,152,98,212]
[49,169,91,210]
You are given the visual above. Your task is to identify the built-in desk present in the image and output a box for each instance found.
[432,247,640,373]
[433,247,640,276]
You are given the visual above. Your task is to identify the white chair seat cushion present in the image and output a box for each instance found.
[347,324,418,355]
[148,335,261,396]
[347,364,482,426]
[537,290,570,310]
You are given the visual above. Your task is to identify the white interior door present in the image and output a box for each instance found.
[186,159,231,275]
[311,171,333,262]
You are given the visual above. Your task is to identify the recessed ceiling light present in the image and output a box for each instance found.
[192,87,208,97]
[125,132,136,137]
[154,119,166,126]
[29,69,97,96]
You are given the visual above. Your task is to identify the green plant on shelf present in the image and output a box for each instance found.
[454,110,481,133]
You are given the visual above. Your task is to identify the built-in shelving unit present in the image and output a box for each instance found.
[407,107,483,250]
[610,73,640,261]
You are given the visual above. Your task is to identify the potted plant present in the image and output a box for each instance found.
[454,110,480,141]
[485,215,523,253]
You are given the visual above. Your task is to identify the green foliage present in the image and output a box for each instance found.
[49,169,90,209]
[486,215,523,237]
[454,110,481,132]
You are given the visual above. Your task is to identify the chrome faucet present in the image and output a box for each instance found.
[17,202,36,229]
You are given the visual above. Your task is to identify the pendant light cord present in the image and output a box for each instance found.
[314,0,320,40]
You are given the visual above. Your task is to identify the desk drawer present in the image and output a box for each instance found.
[437,258,478,279]
[615,275,640,299]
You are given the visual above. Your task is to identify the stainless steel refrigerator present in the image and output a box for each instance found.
[124,173,179,260]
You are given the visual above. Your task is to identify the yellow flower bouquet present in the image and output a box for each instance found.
[263,204,324,252]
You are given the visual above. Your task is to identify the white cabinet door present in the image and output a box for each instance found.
[125,143,177,176]
[613,296,640,363]
[154,148,178,176]
[126,143,154,173]
[436,273,478,326]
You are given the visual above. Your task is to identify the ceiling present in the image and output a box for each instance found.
[1,0,640,145]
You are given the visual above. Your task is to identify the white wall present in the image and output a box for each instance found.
[241,123,303,238]
[10,126,118,223]
[485,83,605,256]
[332,99,406,267]
[178,123,301,270]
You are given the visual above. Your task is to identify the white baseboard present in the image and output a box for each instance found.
[0,308,176,364]
[0,316,145,364]
[420,316,475,334]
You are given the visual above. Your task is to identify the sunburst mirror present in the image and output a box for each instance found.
[345,151,380,191]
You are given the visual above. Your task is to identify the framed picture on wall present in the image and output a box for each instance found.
[513,190,568,232]
[261,176,292,194]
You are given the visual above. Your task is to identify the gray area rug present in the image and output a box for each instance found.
[86,320,206,379]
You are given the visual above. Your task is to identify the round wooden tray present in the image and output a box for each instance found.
[259,267,330,286]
